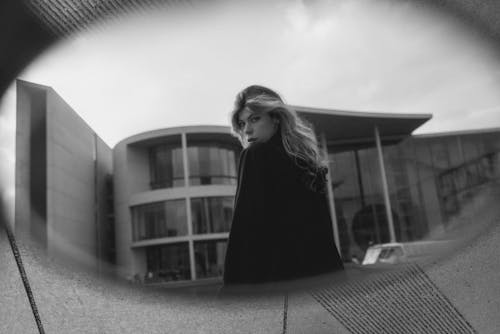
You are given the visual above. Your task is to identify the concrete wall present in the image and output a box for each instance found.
[95,136,114,269]
[15,80,48,248]
[112,141,135,278]
[15,80,34,238]
[15,80,113,273]
[45,84,113,271]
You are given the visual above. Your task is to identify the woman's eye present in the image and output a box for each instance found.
[250,117,259,123]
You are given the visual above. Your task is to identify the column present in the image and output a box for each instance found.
[182,132,196,280]
[320,132,342,255]
[374,126,396,243]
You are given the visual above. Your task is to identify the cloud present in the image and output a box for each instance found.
[11,0,500,147]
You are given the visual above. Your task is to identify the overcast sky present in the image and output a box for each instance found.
[2,0,500,216]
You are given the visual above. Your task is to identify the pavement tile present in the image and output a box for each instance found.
[8,237,286,334]
[4,217,499,333]
[286,290,349,334]
[426,221,500,334]
[0,228,39,334]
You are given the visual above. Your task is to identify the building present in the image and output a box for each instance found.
[15,80,115,272]
[15,80,500,284]
[113,127,241,283]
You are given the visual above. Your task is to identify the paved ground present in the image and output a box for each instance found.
[2,219,500,334]
[2,185,500,333]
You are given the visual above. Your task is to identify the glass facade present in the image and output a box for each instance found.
[145,243,191,282]
[149,142,184,189]
[397,133,500,230]
[131,200,187,241]
[134,197,233,283]
[330,130,500,263]
[132,129,500,282]
[187,144,238,186]
[191,197,234,234]
[382,144,428,243]
[133,135,241,283]
[194,239,227,279]
[412,133,500,223]
[330,147,403,261]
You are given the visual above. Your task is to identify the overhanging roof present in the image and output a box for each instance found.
[292,105,432,148]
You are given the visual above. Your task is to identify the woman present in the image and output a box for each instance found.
[223,85,344,285]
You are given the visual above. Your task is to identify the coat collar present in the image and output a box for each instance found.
[265,129,283,149]
[247,130,284,152]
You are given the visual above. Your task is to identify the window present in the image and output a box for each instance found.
[191,197,234,234]
[149,143,184,189]
[131,200,187,241]
[187,144,238,186]
[194,240,227,279]
[145,243,191,282]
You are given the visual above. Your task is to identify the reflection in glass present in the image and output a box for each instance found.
[383,144,427,242]
[191,197,234,234]
[149,144,184,189]
[401,133,500,229]
[329,151,358,260]
[131,200,187,241]
[333,147,400,259]
[145,243,191,282]
[359,148,400,249]
[187,145,237,186]
[194,239,227,279]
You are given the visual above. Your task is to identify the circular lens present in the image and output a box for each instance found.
[2,0,500,332]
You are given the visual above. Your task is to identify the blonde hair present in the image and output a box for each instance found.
[230,85,329,193]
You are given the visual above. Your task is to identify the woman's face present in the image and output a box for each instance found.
[237,108,277,146]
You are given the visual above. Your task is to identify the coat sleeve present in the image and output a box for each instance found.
[223,144,290,283]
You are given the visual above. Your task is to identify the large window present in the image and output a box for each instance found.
[191,197,234,234]
[328,150,358,261]
[329,146,407,262]
[132,200,187,241]
[145,243,191,282]
[149,142,184,189]
[383,143,428,242]
[437,151,499,216]
[187,144,238,186]
[194,240,227,279]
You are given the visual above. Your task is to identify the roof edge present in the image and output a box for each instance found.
[413,126,500,138]
[291,104,433,120]
[114,124,233,148]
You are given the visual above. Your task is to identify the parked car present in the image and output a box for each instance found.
[362,240,457,265]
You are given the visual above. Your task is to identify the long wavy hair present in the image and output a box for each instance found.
[230,85,329,193]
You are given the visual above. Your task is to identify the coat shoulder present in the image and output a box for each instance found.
[246,140,290,165]
[252,144,293,178]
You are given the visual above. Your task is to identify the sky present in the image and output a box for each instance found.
[2,0,500,217]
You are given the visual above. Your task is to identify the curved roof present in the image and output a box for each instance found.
[115,108,432,150]
[114,125,236,148]
[293,105,432,146]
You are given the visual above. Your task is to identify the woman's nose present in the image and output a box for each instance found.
[244,123,252,134]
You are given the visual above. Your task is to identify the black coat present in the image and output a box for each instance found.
[223,131,344,284]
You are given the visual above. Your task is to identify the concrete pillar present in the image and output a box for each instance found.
[182,132,196,280]
[320,133,342,255]
[374,126,396,243]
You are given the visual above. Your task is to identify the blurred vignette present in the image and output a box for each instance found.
[1,0,500,300]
